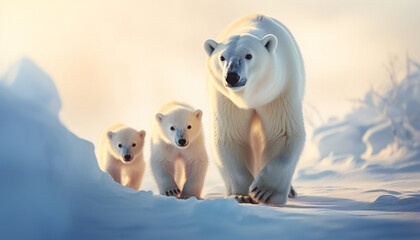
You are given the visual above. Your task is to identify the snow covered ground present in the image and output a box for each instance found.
[1,58,420,240]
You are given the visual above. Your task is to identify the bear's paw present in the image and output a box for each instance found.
[230,195,258,204]
[249,182,288,206]
[162,188,181,197]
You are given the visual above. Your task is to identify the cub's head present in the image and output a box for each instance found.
[107,128,146,163]
[155,108,203,149]
[204,34,281,108]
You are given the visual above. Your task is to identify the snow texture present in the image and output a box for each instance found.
[298,59,420,181]
[0,58,419,240]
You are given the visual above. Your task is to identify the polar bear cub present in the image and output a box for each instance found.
[151,101,208,199]
[97,123,146,191]
[204,14,305,206]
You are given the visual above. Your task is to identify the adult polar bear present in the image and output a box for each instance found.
[204,14,305,206]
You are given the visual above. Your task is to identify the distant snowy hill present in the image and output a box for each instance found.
[0,58,419,240]
[298,59,420,182]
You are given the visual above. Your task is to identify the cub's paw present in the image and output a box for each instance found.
[162,188,180,197]
[249,182,288,206]
[230,195,258,204]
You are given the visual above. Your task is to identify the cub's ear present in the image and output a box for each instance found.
[107,131,114,139]
[204,39,218,56]
[261,34,278,54]
[194,109,203,120]
[138,130,146,139]
[155,113,165,122]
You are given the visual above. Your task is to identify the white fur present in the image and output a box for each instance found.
[97,123,146,191]
[204,14,305,206]
[150,101,208,199]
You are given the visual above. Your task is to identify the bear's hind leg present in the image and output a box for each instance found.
[288,185,297,198]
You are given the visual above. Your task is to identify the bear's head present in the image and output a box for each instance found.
[204,34,285,109]
[107,128,146,163]
[155,108,203,149]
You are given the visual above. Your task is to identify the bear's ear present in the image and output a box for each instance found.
[261,34,278,54]
[194,109,203,120]
[155,113,165,122]
[138,130,146,139]
[204,39,218,56]
[107,131,114,139]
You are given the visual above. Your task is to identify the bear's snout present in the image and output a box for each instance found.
[177,139,187,147]
[124,154,132,162]
[226,72,240,87]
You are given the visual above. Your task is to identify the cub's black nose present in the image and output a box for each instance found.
[226,72,240,86]
[124,154,132,161]
[178,139,187,146]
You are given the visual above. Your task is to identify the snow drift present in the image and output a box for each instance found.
[298,59,420,182]
[0,58,419,240]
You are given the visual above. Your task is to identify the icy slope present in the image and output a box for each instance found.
[0,58,61,115]
[0,58,419,240]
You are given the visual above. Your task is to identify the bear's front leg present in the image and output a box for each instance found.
[124,162,145,191]
[214,138,255,200]
[249,98,305,206]
[125,175,140,191]
[180,155,208,199]
[106,161,122,185]
[249,135,304,206]
[211,92,256,203]
[151,153,180,197]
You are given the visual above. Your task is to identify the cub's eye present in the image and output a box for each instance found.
[220,56,225,61]
[170,126,175,131]
[245,54,252,60]
[118,144,122,148]
[132,143,136,147]
[187,125,192,129]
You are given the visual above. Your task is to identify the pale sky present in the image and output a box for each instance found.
[1,0,420,192]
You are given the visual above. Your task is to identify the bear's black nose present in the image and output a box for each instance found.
[124,154,132,161]
[226,72,240,86]
[178,139,187,146]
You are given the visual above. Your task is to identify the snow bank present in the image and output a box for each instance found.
[298,59,420,181]
[1,58,419,240]
[0,58,61,115]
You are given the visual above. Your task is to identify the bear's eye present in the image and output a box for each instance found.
[187,125,192,129]
[245,54,252,60]
[118,144,122,148]
[132,143,136,147]
[170,126,175,131]
[220,56,225,61]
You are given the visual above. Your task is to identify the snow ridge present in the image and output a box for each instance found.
[298,59,420,181]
